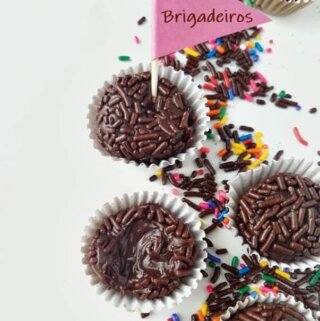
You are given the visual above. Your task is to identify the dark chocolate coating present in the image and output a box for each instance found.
[229,303,306,321]
[236,173,320,263]
[96,72,197,165]
[86,203,197,300]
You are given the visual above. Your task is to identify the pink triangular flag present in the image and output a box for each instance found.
[152,0,271,59]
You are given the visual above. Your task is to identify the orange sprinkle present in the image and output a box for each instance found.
[216,45,225,54]
[197,310,205,321]
[218,148,228,157]
[213,122,222,129]
[223,217,230,225]
[262,144,269,149]
[218,101,227,107]
[206,100,216,107]
[211,316,221,321]
[247,148,262,154]
[207,109,220,116]
[272,286,279,293]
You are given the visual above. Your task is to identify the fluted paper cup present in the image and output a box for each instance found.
[228,158,320,271]
[81,191,207,313]
[254,0,311,15]
[221,293,316,320]
[88,63,209,169]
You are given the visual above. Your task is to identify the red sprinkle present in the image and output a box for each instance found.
[171,188,180,196]
[293,127,309,146]
[198,169,205,175]
[200,147,210,154]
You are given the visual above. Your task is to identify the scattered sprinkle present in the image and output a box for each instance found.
[118,55,131,62]
[293,126,309,146]
[134,35,140,44]
[137,16,146,25]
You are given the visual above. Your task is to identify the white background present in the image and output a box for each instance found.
[0,1,320,320]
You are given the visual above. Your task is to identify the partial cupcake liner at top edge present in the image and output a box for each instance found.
[227,158,320,272]
[254,0,311,16]
[81,190,207,313]
[87,63,210,169]
[221,293,316,321]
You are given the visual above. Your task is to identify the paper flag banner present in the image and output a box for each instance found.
[152,0,271,59]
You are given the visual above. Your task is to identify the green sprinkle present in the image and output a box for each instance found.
[206,133,215,139]
[231,256,239,268]
[309,270,320,286]
[261,274,276,283]
[239,285,250,296]
[245,0,254,6]
[208,261,216,268]
[118,55,131,62]
[219,107,227,119]
[279,90,286,98]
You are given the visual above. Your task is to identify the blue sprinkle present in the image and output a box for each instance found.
[228,88,234,100]
[296,105,302,111]
[252,54,259,62]
[171,313,180,321]
[207,200,217,209]
[249,49,257,56]
[215,38,222,45]
[284,267,291,273]
[250,291,258,298]
[255,41,264,52]
[206,251,221,264]
[239,134,252,141]
[206,50,217,59]
[239,266,250,276]
[217,212,226,222]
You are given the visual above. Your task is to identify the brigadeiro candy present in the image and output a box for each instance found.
[229,303,306,321]
[86,203,197,300]
[82,191,206,313]
[228,158,320,270]
[88,64,208,167]
[235,172,320,263]
[221,294,315,321]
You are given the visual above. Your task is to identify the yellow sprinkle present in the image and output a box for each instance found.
[231,142,246,152]
[259,150,269,161]
[232,148,245,155]
[251,287,262,294]
[275,268,291,280]
[220,115,228,125]
[255,35,262,41]
[246,40,255,48]
[201,303,208,317]
[247,159,262,170]
[200,219,205,229]
[184,48,199,58]
[155,169,163,177]
[254,132,264,139]
[243,154,251,161]
[260,260,269,268]
[256,139,263,148]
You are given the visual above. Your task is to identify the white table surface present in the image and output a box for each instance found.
[1,1,320,320]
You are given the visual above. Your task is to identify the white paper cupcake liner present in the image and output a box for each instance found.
[254,0,311,15]
[81,191,207,313]
[87,63,209,169]
[221,293,316,320]
[227,158,320,272]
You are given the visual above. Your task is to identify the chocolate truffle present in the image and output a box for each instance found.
[96,71,197,165]
[236,173,320,263]
[86,203,197,300]
[229,303,306,321]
